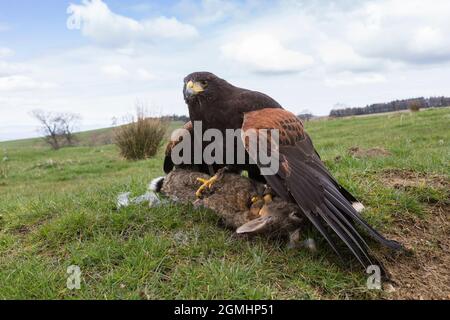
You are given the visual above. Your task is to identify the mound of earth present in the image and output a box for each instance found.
[381,168,449,191]
[376,169,449,300]
[379,204,449,300]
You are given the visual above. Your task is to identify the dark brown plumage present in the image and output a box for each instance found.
[177,71,403,271]
[183,72,282,132]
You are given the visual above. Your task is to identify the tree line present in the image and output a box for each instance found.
[161,114,190,123]
[329,96,450,117]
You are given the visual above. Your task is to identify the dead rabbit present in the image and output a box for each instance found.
[151,168,316,251]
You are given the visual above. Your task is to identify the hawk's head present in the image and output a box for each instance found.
[183,72,230,103]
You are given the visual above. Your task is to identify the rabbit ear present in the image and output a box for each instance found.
[236,216,272,234]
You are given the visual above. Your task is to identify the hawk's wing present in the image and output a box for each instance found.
[241,108,402,269]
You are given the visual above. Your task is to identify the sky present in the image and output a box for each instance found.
[1,0,450,141]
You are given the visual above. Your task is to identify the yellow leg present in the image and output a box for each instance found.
[249,196,264,217]
[196,175,220,198]
[251,194,272,217]
[263,194,273,204]
[258,194,273,217]
[251,196,262,204]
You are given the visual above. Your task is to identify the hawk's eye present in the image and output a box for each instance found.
[200,80,208,87]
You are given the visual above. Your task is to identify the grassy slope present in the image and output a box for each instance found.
[0,109,448,299]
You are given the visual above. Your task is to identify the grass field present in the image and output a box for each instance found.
[0,108,448,299]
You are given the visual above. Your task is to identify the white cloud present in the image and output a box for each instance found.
[136,68,155,81]
[221,34,314,74]
[175,0,241,26]
[0,48,52,92]
[101,64,129,78]
[67,0,198,47]
[347,0,450,64]
[3,0,450,141]
[215,0,450,76]
[0,75,56,92]
[0,47,14,58]
[325,72,386,87]
[100,64,155,81]
[319,42,384,73]
[0,60,29,77]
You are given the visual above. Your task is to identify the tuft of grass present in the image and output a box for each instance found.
[0,163,8,179]
[0,157,9,184]
[114,109,168,161]
[408,101,421,112]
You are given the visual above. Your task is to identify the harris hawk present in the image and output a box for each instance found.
[165,71,403,271]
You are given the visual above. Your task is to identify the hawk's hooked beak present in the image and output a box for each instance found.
[185,80,204,97]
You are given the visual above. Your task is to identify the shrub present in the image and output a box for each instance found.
[114,109,168,160]
[409,101,421,112]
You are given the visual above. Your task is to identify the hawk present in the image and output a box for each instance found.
[165,71,403,270]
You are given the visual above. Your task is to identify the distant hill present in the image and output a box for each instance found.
[0,121,184,148]
[330,96,450,117]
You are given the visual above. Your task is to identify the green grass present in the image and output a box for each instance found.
[0,109,448,299]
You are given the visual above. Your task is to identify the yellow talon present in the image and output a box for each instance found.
[196,175,219,198]
[258,204,269,217]
[263,194,273,204]
[251,196,261,204]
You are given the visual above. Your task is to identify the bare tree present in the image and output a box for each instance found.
[32,110,62,149]
[55,112,81,145]
[31,110,81,149]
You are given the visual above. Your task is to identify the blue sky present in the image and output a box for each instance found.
[1,0,450,141]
